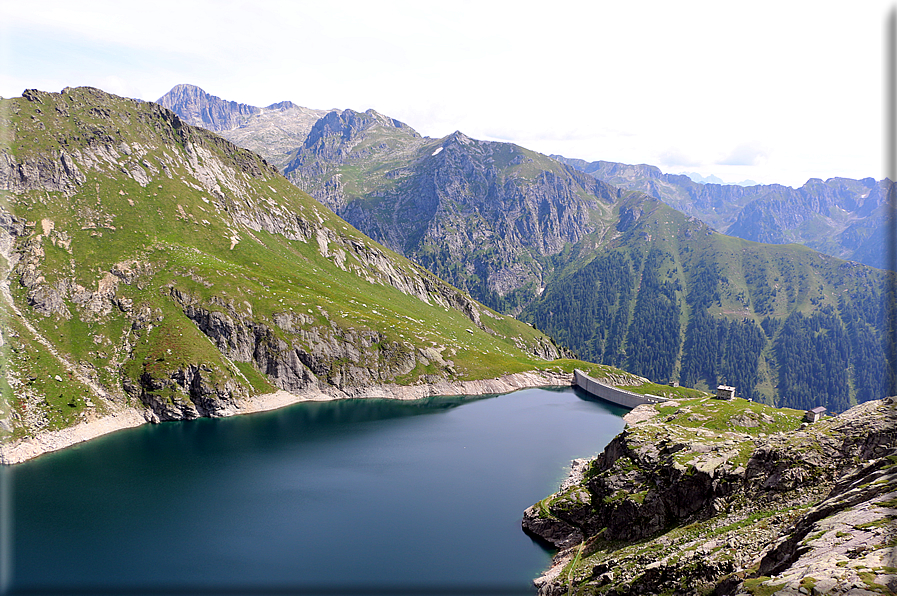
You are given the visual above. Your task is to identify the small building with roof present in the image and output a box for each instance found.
[716,385,735,400]
[804,406,827,423]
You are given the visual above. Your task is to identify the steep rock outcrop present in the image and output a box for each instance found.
[523,396,897,595]
[131,363,244,422]
[174,290,419,394]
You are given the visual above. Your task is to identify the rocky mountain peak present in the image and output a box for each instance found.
[306,110,362,142]
[156,83,261,132]
[446,130,473,146]
[156,84,337,170]
[264,100,298,111]
[300,109,420,161]
[362,108,415,132]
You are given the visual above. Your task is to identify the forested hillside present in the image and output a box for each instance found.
[523,194,895,411]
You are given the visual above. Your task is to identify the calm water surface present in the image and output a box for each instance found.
[7,387,626,595]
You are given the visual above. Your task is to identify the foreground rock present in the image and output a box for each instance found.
[523,396,897,595]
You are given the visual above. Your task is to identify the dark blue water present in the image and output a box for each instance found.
[4,387,625,595]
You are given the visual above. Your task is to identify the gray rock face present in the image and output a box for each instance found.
[156,84,263,132]
[523,396,897,595]
[156,84,337,169]
[284,115,620,313]
[0,148,86,197]
[302,109,419,163]
[134,363,244,422]
[749,453,897,594]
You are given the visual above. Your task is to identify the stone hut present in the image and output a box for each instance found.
[804,406,827,423]
[716,385,735,400]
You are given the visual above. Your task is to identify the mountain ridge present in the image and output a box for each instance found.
[157,84,892,270]
[555,155,893,270]
[275,104,896,410]
[156,83,340,170]
[282,107,623,313]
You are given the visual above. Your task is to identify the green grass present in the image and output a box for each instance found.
[652,396,804,436]
[565,542,585,595]
[857,570,888,593]
[742,577,786,596]
[877,496,897,508]
[617,382,709,400]
[1,307,104,437]
[855,516,895,530]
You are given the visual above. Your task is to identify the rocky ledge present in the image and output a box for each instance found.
[523,396,896,595]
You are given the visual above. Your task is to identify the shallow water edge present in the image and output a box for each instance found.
[0,370,572,464]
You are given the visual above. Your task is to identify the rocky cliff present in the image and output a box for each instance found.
[522,395,897,595]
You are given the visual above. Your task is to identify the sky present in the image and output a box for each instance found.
[0,1,893,188]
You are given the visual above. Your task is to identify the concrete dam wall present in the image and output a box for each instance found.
[573,369,669,410]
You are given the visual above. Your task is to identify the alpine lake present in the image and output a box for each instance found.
[5,386,627,595]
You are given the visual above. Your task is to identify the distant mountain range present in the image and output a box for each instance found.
[155,84,896,410]
[157,85,893,273]
[555,157,893,270]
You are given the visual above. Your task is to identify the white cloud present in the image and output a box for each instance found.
[658,149,702,168]
[718,142,769,167]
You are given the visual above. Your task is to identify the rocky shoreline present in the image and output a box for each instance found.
[522,396,897,595]
[0,369,572,465]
